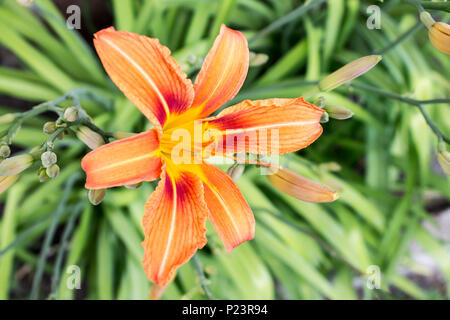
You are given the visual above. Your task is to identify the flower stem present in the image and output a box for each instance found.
[404,0,425,12]
[419,1,450,13]
[192,254,216,300]
[350,82,450,144]
[373,20,423,55]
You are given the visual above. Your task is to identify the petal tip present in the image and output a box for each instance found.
[94,26,116,39]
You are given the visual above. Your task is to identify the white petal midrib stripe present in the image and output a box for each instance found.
[102,37,171,117]
[216,120,318,135]
[158,176,178,280]
[89,153,153,173]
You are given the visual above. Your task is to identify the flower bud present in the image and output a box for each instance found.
[320,112,329,123]
[268,167,338,203]
[113,131,138,140]
[421,11,450,55]
[63,107,79,122]
[0,144,11,158]
[125,182,142,189]
[76,126,105,150]
[38,167,48,182]
[249,52,269,67]
[323,105,354,120]
[226,163,245,181]
[46,164,60,179]
[0,154,33,176]
[428,22,450,55]
[318,55,382,92]
[0,113,15,125]
[43,122,57,134]
[88,188,106,206]
[0,175,19,194]
[314,96,326,109]
[80,126,106,149]
[41,151,57,168]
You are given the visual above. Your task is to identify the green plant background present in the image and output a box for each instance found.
[0,0,449,300]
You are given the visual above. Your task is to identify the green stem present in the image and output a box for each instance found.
[420,1,450,13]
[30,173,81,300]
[350,82,450,144]
[1,88,113,146]
[191,254,216,300]
[50,202,84,299]
[404,0,425,12]
[417,104,448,143]
[374,21,423,55]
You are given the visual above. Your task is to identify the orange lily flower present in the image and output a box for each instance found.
[81,25,332,286]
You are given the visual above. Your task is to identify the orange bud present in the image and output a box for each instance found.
[318,55,382,92]
[429,22,450,55]
[267,167,338,203]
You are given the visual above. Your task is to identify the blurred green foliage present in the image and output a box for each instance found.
[0,0,449,300]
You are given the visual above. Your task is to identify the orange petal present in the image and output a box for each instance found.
[142,168,208,286]
[200,163,254,251]
[268,167,338,203]
[94,27,194,133]
[81,130,162,189]
[205,97,324,155]
[191,25,249,118]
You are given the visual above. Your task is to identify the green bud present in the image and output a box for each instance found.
[76,126,105,150]
[0,154,33,176]
[249,52,269,67]
[125,182,142,189]
[88,188,106,206]
[0,144,11,158]
[43,122,57,134]
[323,105,354,120]
[0,113,15,125]
[320,112,329,123]
[318,55,382,92]
[46,164,60,179]
[38,167,49,183]
[41,151,57,168]
[314,96,326,109]
[63,107,79,122]
[226,163,245,181]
